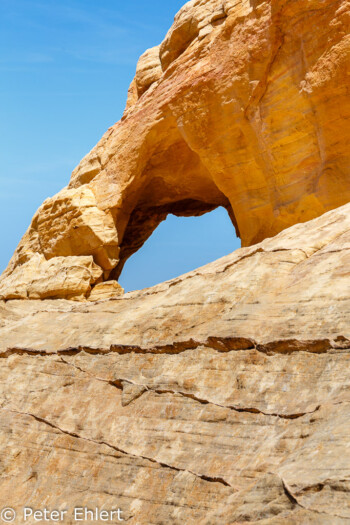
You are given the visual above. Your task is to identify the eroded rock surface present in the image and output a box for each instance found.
[0,1,349,521]
[0,203,349,523]
[1,0,349,300]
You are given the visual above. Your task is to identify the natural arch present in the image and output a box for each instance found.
[108,134,239,280]
[1,0,349,301]
[111,200,223,280]
[118,206,239,291]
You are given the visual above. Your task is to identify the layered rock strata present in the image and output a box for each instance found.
[0,203,349,523]
[1,0,349,300]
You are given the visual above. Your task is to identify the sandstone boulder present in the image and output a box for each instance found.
[135,46,162,97]
[87,280,124,301]
[0,254,102,301]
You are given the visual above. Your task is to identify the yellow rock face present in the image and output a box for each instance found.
[87,280,124,301]
[1,0,349,299]
[0,254,102,301]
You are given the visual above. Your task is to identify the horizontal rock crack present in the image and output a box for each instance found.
[58,358,321,419]
[4,408,232,489]
[2,336,348,359]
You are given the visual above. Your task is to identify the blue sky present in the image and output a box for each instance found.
[0,0,239,291]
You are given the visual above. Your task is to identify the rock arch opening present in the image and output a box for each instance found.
[118,205,240,292]
[105,125,242,288]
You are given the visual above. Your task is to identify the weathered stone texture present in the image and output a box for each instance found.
[0,1,349,522]
[0,203,349,523]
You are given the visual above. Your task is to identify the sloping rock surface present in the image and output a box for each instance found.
[0,203,349,523]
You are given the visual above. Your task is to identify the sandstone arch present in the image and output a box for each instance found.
[105,131,237,281]
[1,0,349,300]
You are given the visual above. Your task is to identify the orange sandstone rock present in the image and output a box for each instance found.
[1,0,349,300]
